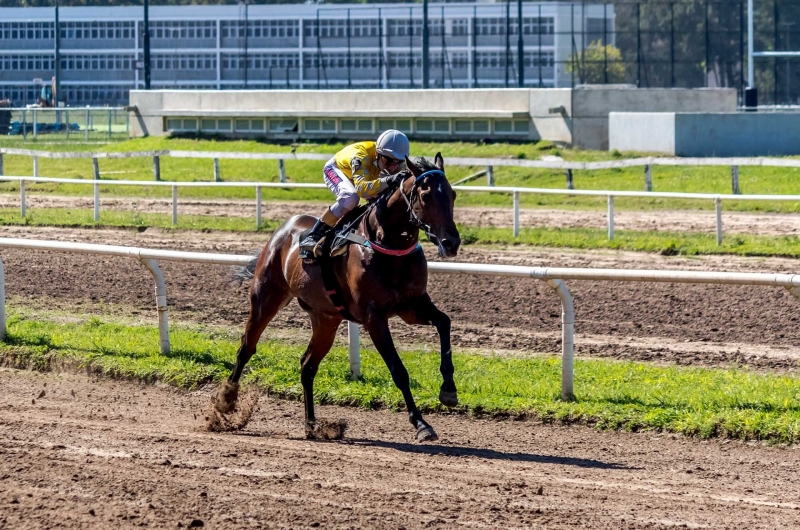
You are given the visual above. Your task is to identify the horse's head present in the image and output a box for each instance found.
[403,153,460,258]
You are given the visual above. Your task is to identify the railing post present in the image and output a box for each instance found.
[256,186,262,228]
[93,182,100,222]
[486,165,494,186]
[0,257,4,342]
[715,197,723,245]
[66,110,70,140]
[153,155,161,181]
[84,109,89,141]
[33,157,38,178]
[513,190,520,237]
[32,109,37,140]
[545,279,575,401]
[278,159,287,183]
[107,109,112,139]
[348,321,361,380]
[139,258,170,355]
[0,153,4,177]
[607,195,615,240]
[172,185,178,226]
[644,164,652,192]
[92,157,100,180]
[731,165,740,194]
[214,158,221,182]
[20,180,26,218]
[22,110,27,139]
[565,169,574,190]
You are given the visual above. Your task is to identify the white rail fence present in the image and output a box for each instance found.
[2,237,800,400]
[3,175,800,244]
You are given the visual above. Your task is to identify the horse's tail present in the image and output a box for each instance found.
[231,252,259,286]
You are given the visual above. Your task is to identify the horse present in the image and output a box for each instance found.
[215,154,460,442]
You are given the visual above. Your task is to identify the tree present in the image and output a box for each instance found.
[567,40,626,85]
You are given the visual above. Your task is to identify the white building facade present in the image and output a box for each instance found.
[0,2,614,107]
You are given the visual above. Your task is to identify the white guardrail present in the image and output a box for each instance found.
[3,174,800,244]
[2,237,800,400]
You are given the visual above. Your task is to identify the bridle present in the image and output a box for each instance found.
[398,169,445,242]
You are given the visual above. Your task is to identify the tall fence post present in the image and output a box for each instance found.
[486,165,494,186]
[256,186,262,229]
[348,321,361,380]
[214,158,221,182]
[607,195,615,240]
[107,109,112,139]
[84,109,89,141]
[22,110,27,139]
[33,157,39,178]
[171,185,178,226]
[20,180,26,218]
[0,153,4,177]
[32,109,37,140]
[513,190,520,237]
[715,197,723,245]
[66,110,70,141]
[278,159,287,183]
[93,182,100,222]
[153,155,161,181]
[644,164,652,192]
[731,166,740,194]
[565,169,574,190]
[92,157,100,180]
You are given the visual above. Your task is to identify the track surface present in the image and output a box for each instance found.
[4,194,800,235]
[2,368,800,529]
[2,225,800,371]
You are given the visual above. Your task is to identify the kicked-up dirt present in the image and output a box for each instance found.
[1,368,800,529]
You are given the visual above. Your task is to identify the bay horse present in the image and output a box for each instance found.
[215,154,460,442]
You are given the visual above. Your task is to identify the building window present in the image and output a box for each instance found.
[416,119,449,134]
[304,119,336,133]
[341,119,374,133]
[269,118,298,133]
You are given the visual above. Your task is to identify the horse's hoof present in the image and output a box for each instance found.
[214,381,240,414]
[416,425,438,443]
[439,389,459,407]
[305,422,317,439]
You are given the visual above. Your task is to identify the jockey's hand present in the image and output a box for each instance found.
[381,172,406,189]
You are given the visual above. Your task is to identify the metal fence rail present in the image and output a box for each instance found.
[3,174,800,244]
[1,237,800,400]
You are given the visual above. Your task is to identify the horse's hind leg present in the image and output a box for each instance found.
[215,275,290,414]
[398,294,458,407]
[301,313,341,436]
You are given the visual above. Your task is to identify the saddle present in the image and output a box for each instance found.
[299,204,370,261]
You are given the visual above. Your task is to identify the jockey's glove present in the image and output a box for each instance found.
[380,173,406,190]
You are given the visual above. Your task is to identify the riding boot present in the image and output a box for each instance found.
[299,218,329,258]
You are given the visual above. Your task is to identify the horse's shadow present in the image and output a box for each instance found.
[345,438,631,470]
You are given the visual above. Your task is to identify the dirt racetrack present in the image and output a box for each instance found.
[1,225,800,371]
[2,367,800,529]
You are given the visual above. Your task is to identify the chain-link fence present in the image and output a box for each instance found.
[0,107,129,141]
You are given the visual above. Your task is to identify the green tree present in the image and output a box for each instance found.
[567,40,626,85]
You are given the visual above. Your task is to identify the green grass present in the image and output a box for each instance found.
[4,310,800,443]
[3,136,800,212]
[4,205,800,259]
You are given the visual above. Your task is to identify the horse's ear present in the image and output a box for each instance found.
[434,152,444,171]
[405,155,422,177]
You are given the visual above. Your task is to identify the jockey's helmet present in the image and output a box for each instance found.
[376,130,410,162]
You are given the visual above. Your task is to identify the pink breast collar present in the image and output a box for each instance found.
[359,216,421,257]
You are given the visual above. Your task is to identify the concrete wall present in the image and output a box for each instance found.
[573,87,737,150]
[610,112,800,157]
[130,87,737,149]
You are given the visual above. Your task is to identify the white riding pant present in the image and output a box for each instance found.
[323,156,360,218]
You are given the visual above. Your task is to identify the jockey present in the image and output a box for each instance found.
[299,129,410,253]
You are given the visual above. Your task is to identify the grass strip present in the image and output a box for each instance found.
[3,311,800,443]
[3,137,800,212]
[2,206,800,259]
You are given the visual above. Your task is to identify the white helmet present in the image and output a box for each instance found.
[376,129,410,161]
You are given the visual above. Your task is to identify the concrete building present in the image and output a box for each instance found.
[0,2,614,107]
[130,87,737,149]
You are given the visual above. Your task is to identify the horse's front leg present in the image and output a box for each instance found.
[363,305,438,442]
[398,294,458,407]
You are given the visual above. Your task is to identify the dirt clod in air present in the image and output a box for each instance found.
[205,386,259,432]
[306,419,348,441]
